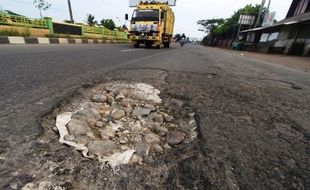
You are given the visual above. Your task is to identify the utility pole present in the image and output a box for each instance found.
[0,0,3,13]
[254,0,266,28]
[266,0,271,11]
[67,0,74,23]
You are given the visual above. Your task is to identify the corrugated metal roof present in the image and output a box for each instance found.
[241,12,310,33]
[277,12,310,25]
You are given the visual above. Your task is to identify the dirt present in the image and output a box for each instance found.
[214,47,310,73]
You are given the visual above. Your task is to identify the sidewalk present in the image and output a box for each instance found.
[213,47,310,73]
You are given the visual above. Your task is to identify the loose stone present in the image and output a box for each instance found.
[166,131,186,145]
[92,94,107,103]
[145,133,161,144]
[111,109,125,120]
[132,108,151,117]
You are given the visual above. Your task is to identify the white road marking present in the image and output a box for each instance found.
[121,49,142,52]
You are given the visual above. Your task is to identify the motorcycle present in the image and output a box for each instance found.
[180,39,186,47]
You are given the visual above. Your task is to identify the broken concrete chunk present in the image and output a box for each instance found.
[153,144,164,153]
[166,131,186,145]
[145,133,161,144]
[67,119,91,137]
[87,140,117,156]
[111,109,125,120]
[71,108,100,127]
[129,121,142,132]
[92,94,108,103]
[164,114,174,123]
[115,93,125,101]
[135,143,150,157]
[144,104,156,112]
[149,113,164,124]
[130,154,144,165]
[95,121,105,128]
[100,126,116,139]
[132,108,151,117]
[154,126,169,137]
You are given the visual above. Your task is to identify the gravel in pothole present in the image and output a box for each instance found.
[54,82,198,171]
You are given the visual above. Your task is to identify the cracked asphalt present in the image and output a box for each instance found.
[0,44,309,189]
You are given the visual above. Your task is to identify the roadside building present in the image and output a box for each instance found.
[241,0,310,56]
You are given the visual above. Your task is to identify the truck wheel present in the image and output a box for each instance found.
[164,43,170,48]
[134,43,140,48]
[145,42,153,48]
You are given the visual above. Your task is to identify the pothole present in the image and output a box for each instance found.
[50,81,198,173]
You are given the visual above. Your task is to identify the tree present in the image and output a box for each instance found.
[100,19,116,30]
[197,19,224,34]
[33,0,51,18]
[198,4,263,45]
[86,14,97,26]
[197,19,224,45]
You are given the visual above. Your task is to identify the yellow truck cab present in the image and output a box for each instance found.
[127,2,175,48]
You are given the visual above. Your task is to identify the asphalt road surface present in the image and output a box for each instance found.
[0,44,309,189]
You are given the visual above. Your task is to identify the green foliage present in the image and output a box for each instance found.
[33,0,51,18]
[197,19,224,34]
[198,4,263,42]
[86,14,97,26]
[100,19,116,30]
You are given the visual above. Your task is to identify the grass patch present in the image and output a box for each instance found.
[0,27,31,37]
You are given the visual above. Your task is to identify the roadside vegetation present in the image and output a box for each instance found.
[198,4,264,46]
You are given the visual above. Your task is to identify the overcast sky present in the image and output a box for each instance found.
[1,0,292,39]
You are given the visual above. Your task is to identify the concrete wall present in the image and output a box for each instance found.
[273,24,310,56]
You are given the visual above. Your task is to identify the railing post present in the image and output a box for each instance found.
[44,17,54,35]
[114,28,118,40]
[102,26,105,38]
[81,25,85,37]
[99,26,103,38]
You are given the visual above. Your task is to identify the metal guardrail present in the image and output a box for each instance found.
[0,13,47,28]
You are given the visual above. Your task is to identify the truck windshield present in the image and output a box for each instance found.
[132,9,159,21]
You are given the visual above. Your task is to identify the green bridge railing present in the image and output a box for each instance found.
[0,13,128,40]
[83,25,128,40]
[0,13,47,28]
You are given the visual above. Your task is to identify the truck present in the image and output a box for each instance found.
[126,1,175,48]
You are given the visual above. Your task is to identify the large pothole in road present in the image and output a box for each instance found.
[51,81,198,173]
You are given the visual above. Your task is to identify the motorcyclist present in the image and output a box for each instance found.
[180,33,186,47]
[181,33,186,41]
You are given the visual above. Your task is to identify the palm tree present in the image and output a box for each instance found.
[86,14,97,26]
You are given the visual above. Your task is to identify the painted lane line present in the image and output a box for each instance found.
[121,49,142,52]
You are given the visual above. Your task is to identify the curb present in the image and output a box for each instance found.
[0,36,130,45]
